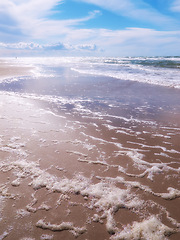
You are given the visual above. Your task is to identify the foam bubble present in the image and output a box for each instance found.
[106,209,117,234]
[36,219,86,237]
[16,209,31,218]
[0,227,13,240]
[40,234,54,240]
[157,187,180,200]
[20,238,35,240]
[111,216,175,240]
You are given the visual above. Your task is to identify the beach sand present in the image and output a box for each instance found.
[0,59,33,81]
[0,60,180,240]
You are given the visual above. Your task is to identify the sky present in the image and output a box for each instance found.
[0,0,180,57]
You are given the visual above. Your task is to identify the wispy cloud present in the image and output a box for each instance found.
[92,27,180,56]
[77,0,177,28]
[0,0,59,40]
[1,28,180,56]
[170,0,180,12]
[0,0,100,41]
[0,0,180,56]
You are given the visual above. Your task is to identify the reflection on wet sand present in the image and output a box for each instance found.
[0,59,180,239]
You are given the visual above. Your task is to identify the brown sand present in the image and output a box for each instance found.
[0,61,180,240]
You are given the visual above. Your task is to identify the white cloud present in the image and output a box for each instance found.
[170,0,180,12]
[97,28,180,54]
[0,0,61,40]
[2,0,63,20]
[0,0,100,41]
[0,42,42,50]
[77,0,176,27]
[26,10,100,39]
[68,27,180,56]
[0,41,97,52]
[0,0,180,56]
[1,28,180,56]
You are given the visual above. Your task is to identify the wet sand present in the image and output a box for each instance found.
[0,60,180,240]
[0,59,33,81]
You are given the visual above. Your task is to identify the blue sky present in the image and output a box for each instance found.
[0,0,180,56]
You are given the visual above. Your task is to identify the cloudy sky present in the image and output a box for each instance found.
[0,0,180,56]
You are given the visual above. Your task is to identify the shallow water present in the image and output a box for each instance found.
[0,58,180,239]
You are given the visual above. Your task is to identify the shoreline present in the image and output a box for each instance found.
[0,59,33,82]
[0,60,180,240]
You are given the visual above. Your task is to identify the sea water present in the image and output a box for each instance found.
[0,57,180,239]
[1,56,180,87]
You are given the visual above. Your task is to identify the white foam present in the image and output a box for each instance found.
[0,139,28,157]
[0,77,20,84]
[78,159,109,167]
[127,141,180,155]
[97,175,180,202]
[16,209,31,218]
[0,232,9,240]
[0,57,180,240]
[0,154,179,238]
[3,57,180,88]
[97,113,156,125]
[0,196,5,222]
[0,184,17,199]
[66,151,88,158]
[40,234,54,240]
[80,132,123,149]
[157,187,180,200]
[11,178,21,187]
[71,59,180,89]
[20,238,35,240]
[103,124,134,136]
[0,158,145,229]
[106,209,117,234]
[0,227,13,240]
[111,216,175,240]
[36,219,86,237]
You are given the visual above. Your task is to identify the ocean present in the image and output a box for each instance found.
[3,56,180,86]
[0,57,180,239]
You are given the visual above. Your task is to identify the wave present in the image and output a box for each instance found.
[69,57,180,89]
[1,56,180,89]
[103,57,180,69]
